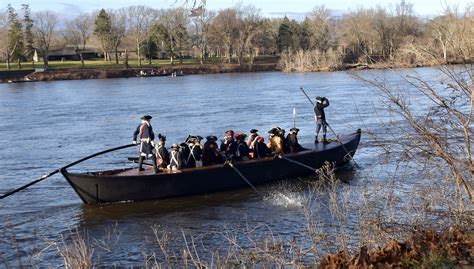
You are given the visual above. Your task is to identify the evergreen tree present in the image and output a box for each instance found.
[7,4,24,69]
[22,4,34,65]
[299,17,311,50]
[94,9,112,61]
[277,16,300,53]
[277,16,292,52]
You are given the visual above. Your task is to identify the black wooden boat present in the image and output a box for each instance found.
[60,129,361,204]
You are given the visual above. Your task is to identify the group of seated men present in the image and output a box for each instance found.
[154,127,304,171]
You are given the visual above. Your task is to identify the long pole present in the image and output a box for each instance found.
[299,86,359,166]
[292,108,296,128]
[225,162,260,196]
[0,144,137,200]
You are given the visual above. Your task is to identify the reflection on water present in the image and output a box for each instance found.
[0,68,439,266]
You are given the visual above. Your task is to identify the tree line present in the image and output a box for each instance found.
[0,1,473,70]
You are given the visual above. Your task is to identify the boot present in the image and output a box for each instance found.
[137,156,145,171]
[322,135,329,143]
[314,135,319,143]
[152,155,159,174]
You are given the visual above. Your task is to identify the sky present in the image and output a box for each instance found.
[3,0,473,19]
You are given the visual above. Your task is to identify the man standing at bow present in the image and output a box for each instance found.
[314,96,330,143]
[133,115,159,173]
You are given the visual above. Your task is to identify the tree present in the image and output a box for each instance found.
[126,5,157,66]
[94,9,113,61]
[153,8,188,64]
[306,6,331,52]
[109,9,127,65]
[209,8,239,63]
[32,11,57,69]
[277,16,300,53]
[22,4,34,65]
[234,4,262,66]
[6,4,24,69]
[191,8,215,64]
[63,13,92,67]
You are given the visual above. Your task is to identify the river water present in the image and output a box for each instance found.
[0,68,458,266]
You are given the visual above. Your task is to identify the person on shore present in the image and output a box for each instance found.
[267,127,284,155]
[155,134,169,168]
[253,137,271,159]
[202,135,222,166]
[286,127,302,153]
[234,133,250,161]
[314,96,330,143]
[168,143,182,171]
[133,115,158,173]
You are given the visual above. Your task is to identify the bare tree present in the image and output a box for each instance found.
[110,9,127,65]
[306,5,331,52]
[33,11,58,69]
[235,5,262,66]
[191,8,215,64]
[209,8,239,63]
[63,13,92,67]
[126,5,157,66]
[155,7,189,64]
[353,64,473,207]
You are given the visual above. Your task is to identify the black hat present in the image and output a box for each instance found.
[158,134,166,141]
[250,129,258,134]
[141,115,152,120]
[225,130,234,136]
[268,127,278,134]
[236,133,247,141]
[206,135,218,141]
[196,135,203,141]
[290,127,299,133]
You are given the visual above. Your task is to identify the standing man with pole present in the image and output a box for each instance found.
[314,96,330,143]
[133,115,159,173]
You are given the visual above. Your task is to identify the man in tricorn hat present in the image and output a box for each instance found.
[286,127,302,153]
[267,127,284,155]
[155,134,169,168]
[220,130,237,158]
[202,135,222,166]
[314,96,330,143]
[133,115,158,173]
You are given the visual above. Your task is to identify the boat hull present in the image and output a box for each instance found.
[62,130,361,204]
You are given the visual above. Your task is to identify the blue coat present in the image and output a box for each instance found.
[133,122,155,156]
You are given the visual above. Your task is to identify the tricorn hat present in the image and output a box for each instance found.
[141,115,153,120]
[206,135,218,141]
[158,133,166,141]
[235,133,247,141]
[250,129,258,134]
[290,127,299,133]
[225,130,234,136]
[171,143,179,149]
[268,127,278,134]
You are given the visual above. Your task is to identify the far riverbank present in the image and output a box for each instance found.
[1,58,470,83]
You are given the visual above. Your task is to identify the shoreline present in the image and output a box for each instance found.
[0,60,471,83]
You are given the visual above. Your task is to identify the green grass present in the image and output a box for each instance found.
[0,56,280,71]
[0,58,203,71]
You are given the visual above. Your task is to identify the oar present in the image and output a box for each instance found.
[277,155,317,173]
[224,161,261,196]
[0,144,137,200]
[299,86,359,167]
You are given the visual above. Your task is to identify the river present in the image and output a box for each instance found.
[0,67,455,266]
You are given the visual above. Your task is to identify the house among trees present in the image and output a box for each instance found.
[33,46,100,62]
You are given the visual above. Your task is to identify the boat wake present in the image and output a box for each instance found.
[265,191,306,208]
